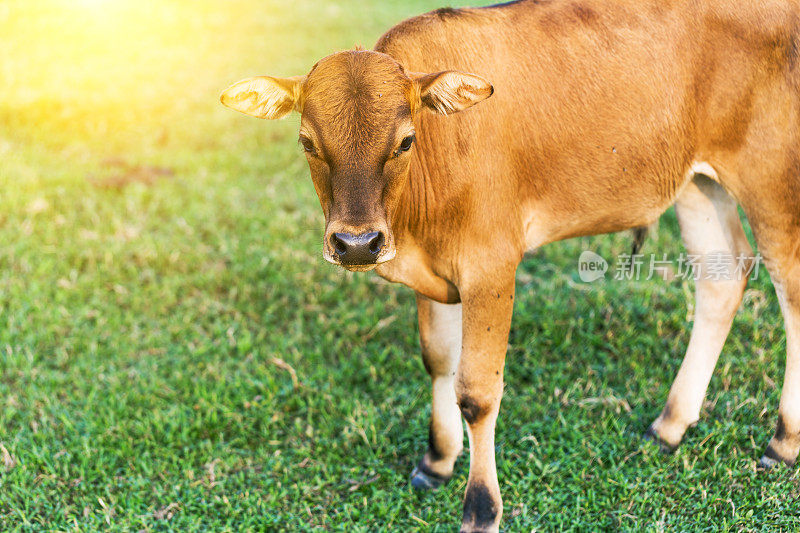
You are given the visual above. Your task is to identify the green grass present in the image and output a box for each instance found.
[1,0,798,530]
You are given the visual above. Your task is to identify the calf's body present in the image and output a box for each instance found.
[221,1,800,530]
[375,0,797,299]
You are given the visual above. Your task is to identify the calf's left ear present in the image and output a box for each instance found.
[411,71,493,115]
[220,75,305,119]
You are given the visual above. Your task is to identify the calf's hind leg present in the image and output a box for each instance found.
[760,270,800,467]
[410,294,464,489]
[745,214,800,468]
[647,174,751,449]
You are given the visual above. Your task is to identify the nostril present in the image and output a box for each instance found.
[331,233,348,255]
[368,232,385,255]
[330,231,385,264]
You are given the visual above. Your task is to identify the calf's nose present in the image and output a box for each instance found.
[330,231,385,265]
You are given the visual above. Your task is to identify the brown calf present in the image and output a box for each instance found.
[221,0,800,531]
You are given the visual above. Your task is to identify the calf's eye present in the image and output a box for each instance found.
[394,134,415,157]
[299,136,316,154]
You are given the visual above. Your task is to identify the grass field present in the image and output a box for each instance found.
[1,0,799,530]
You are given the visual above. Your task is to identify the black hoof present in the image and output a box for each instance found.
[643,425,677,454]
[757,445,795,470]
[758,454,781,470]
[410,463,449,491]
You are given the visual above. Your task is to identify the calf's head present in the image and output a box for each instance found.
[221,50,493,271]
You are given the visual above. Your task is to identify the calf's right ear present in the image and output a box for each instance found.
[220,76,305,119]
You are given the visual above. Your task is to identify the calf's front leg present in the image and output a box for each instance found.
[411,294,463,489]
[456,272,516,533]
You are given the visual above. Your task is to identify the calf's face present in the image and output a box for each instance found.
[221,50,493,271]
